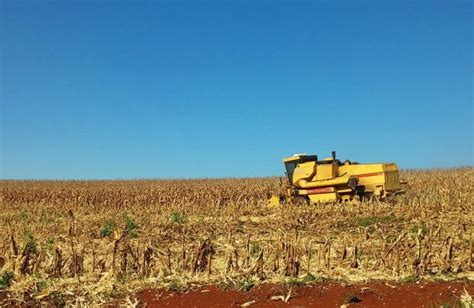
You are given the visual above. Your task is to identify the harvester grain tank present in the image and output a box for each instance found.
[272,151,404,205]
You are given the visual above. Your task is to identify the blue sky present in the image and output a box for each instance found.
[1,0,472,179]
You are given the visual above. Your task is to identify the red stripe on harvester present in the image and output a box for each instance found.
[354,172,384,178]
[307,187,334,194]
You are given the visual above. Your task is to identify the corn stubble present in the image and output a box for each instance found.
[0,168,473,304]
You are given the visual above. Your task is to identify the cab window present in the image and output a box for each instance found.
[284,161,298,183]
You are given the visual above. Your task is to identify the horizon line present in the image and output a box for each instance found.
[1,166,472,181]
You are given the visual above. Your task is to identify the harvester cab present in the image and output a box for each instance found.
[270,151,404,206]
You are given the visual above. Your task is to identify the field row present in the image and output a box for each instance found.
[0,168,472,304]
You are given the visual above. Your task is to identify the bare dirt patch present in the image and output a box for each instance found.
[138,281,473,308]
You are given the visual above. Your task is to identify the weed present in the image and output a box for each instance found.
[354,215,401,227]
[19,212,29,221]
[250,243,261,257]
[218,281,232,290]
[35,280,48,292]
[286,277,304,287]
[218,279,255,292]
[402,275,419,283]
[410,222,428,237]
[49,290,65,307]
[285,274,321,286]
[171,212,186,224]
[46,238,54,251]
[124,215,138,238]
[367,225,376,235]
[167,280,182,292]
[100,220,116,237]
[0,271,14,289]
[358,216,376,227]
[237,279,255,292]
[301,273,318,283]
[433,302,462,308]
[24,230,37,254]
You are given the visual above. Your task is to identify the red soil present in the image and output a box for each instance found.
[138,281,473,308]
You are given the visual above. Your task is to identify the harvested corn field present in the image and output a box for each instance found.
[0,168,473,305]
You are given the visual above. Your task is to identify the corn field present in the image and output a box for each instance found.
[0,168,473,304]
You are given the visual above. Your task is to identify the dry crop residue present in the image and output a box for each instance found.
[0,168,473,305]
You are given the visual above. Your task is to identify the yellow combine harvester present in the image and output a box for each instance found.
[271,151,404,205]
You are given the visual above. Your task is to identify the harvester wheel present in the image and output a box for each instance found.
[355,185,365,202]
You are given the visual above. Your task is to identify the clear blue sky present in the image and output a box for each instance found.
[1,0,472,179]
